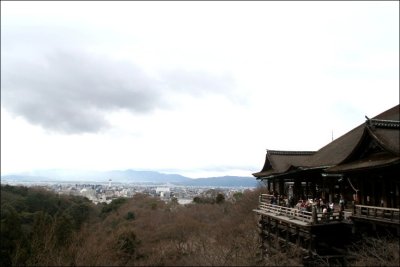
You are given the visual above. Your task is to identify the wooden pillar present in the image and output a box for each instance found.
[312,205,318,224]
[389,179,394,208]
[272,179,276,193]
[294,179,301,201]
[306,180,310,199]
[396,181,400,208]
[381,177,386,207]
[285,224,289,248]
[367,179,377,206]
[370,178,375,205]
[288,184,294,200]
[329,181,334,203]
[279,179,284,196]
[339,179,345,203]
[368,177,373,206]
[261,215,267,258]
[357,176,362,205]
[308,233,315,252]
[310,180,316,199]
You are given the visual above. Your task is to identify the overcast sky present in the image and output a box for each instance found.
[1,1,399,178]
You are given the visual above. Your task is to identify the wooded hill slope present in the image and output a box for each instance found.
[0,184,299,266]
[1,185,398,266]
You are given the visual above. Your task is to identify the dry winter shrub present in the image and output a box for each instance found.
[264,251,303,267]
[60,188,276,266]
[71,223,110,266]
[348,235,400,266]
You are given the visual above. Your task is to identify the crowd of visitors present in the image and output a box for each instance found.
[266,191,347,220]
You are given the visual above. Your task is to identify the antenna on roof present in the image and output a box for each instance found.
[331,130,333,141]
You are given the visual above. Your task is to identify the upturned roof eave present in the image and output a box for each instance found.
[254,165,330,180]
[366,125,400,156]
[325,157,400,173]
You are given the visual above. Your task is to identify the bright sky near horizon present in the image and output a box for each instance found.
[1,1,399,178]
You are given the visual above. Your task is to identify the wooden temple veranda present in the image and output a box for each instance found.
[252,105,400,264]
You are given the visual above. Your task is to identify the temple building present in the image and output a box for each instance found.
[254,105,399,208]
[252,105,399,263]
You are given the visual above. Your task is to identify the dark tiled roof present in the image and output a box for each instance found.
[305,105,400,168]
[304,125,364,168]
[326,155,400,173]
[252,150,316,178]
[253,105,400,179]
[266,150,315,156]
[368,119,400,128]
[367,124,400,156]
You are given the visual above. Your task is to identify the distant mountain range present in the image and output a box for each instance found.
[1,169,260,188]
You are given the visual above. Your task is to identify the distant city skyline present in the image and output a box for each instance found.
[1,1,399,178]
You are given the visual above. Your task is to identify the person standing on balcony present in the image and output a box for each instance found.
[339,195,345,211]
[270,195,276,205]
[329,202,334,212]
[320,198,325,212]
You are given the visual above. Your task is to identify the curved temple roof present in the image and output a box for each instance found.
[252,150,316,178]
[253,105,400,179]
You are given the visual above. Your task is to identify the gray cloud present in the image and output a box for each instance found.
[2,49,164,133]
[2,25,237,134]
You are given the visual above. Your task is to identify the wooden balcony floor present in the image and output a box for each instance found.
[253,208,311,227]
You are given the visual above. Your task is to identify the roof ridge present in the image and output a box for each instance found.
[267,149,316,156]
[367,118,400,128]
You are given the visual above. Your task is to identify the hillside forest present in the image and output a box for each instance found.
[1,184,398,266]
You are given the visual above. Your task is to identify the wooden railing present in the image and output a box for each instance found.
[259,201,313,223]
[258,195,400,226]
[353,205,400,222]
[259,193,274,203]
[258,194,342,225]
